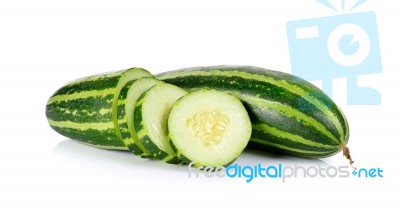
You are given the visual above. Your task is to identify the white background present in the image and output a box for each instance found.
[1,0,399,207]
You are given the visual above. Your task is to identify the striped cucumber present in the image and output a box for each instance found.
[134,83,188,163]
[117,78,163,157]
[46,67,153,150]
[157,65,354,166]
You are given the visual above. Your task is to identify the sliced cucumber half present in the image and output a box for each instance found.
[134,83,188,163]
[168,89,252,167]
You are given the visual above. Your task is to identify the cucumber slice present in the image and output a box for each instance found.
[168,89,252,167]
[118,77,163,158]
[134,83,188,163]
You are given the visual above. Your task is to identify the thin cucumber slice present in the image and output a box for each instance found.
[134,83,188,163]
[168,89,252,167]
[117,77,162,157]
[112,68,153,143]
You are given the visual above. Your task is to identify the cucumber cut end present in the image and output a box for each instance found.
[135,83,188,162]
[168,89,252,167]
[124,77,163,157]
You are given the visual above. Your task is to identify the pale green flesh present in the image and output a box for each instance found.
[168,89,252,167]
[140,83,188,156]
[125,78,163,154]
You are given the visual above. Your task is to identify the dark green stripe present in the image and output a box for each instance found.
[138,134,180,163]
[53,75,120,96]
[251,129,336,152]
[116,81,150,158]
[50,126,125,148]
[127,143,146,156]
[119,80,135,100]
[133,102,162,156]
[164,157,183,164]
[117,81,135,120]
[248,139,339,158]
[178,154,194,165]
[134,100,181,163]
[134,101,144,132]
[117,123,147,156]
[117,108,126,120]
[118,121,147,157]
[45,95,113,123]
[120,124,131,138]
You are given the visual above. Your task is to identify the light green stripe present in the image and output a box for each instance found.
[163,155,175,162]
[48,119,114,131]
[337,107,349,143]
[56,108,112,116]
[118,99,127,105]
[136,97,145,106]
[117,119,126,125]
[241,94,338,143]
[98,108,112,115]
[120,127,129,133]
[136,127,148,140]
[48,88,115,104]
[251,138,336,155]
[89,143,129,150]
[66,71,122,86]
[253,124,336,150]
[159,70,344,138]
[124,140,135,145]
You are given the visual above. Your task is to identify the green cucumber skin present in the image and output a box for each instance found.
[157,65,349,158]
[46,67,152,150]
[117,80,147,157]
[134,95,182,164]
[117,78,163,158]
[46,65,350,159]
